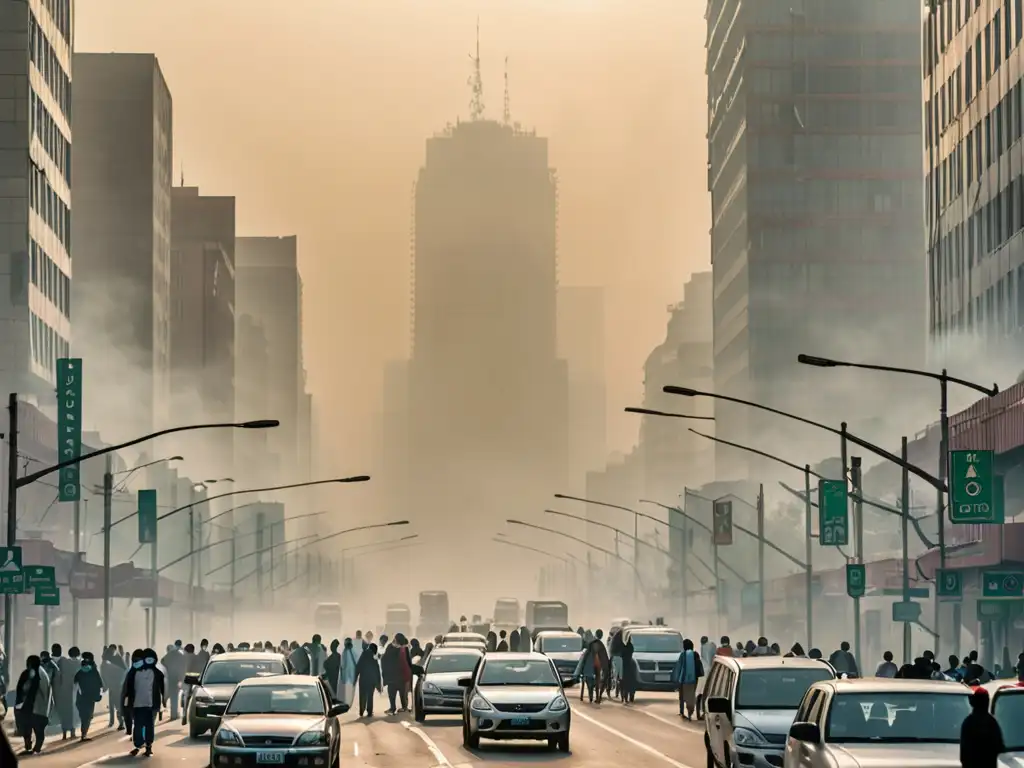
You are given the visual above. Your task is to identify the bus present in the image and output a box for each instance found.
[416,591,450,637]
[385,603,412,637]
[525,600,569,633]
[313,602,343,636]
[493,597,521,627]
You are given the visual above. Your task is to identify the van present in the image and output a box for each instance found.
[622,626,684,691]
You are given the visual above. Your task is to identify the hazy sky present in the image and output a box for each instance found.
[77,0,710,471]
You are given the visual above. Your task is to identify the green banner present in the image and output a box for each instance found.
[138,489,157,544]
[57,358,83,501]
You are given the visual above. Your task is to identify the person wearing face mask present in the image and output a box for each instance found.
[74,652,104,741]
[14,654,52,754]
[160,644,185,722]
[121,649,164,756]
[196,639,210,670]
[101,646,126,731]
[52,644,79,739]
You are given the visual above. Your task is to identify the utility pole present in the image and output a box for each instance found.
[681,516,688,623]
[851,455,864,670]
[255,510,265,603]
[102,454,112,648]
[901,436,911,664]
[150,520,159,647]
[72,497,80,645]
[757,484,765,638]
[4,393,18,676]
[229,531,236,637]
[188,500,196,640]
[936,373,949,655]
[305,551,312,591]
[804,465,814,651]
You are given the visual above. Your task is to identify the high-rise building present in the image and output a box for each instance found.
[234,313,271,486]
[926,2,1024,349]
[169,187,235,472]
[706,0,925,472]
[71,53,173,435]
[389,117,568,577]
[0,0,72,393]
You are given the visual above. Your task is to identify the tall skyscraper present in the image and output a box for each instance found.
[0,0,72,393]
[71,53,173,435]
[390,116,568,575]
[706,0,925,472]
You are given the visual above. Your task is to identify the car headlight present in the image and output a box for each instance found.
[194,688,216,704]
[732,727,769,747]
[296,729,328,746]
[469,695,492,711]
[423,682,442,695]
[548,696,568,712]
[214,727,242,746]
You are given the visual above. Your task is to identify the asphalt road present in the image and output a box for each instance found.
[23,691,707,768]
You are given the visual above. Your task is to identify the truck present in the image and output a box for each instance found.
[385,603,412,637]
[525,600,569,634]
[492,597,521,628]
[416,590,450,637]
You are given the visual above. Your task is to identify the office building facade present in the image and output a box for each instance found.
[71,53,173,434]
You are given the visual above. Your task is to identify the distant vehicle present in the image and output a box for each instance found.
[525,600,568,633]
[621,626,684,691]
[417,591,450,637]
[412,646,484,721]
[441,632,488,649]
[385,603,412,637]
[493,598,521,627]
[470,623,491,637]
[313,602,343,636]
[185,652,290,738]
[534,630,584,686]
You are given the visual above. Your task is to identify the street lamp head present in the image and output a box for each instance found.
[401,534,418,541]
[388,520,410,526]
[240,419,280,429]
[336,475,371,483]
[168,456,184,462]
[553,494,568,499]
[663,385,698,397]
[624,406,656,416]
[797,354,840,368]
[507,518,524,525]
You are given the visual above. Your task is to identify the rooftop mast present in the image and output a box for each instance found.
[503,56,511,125]
[468,17,485,120]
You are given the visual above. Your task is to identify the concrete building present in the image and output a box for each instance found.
[71,53,173,435]
[169,186,235,474]
[557,285,607,493]
[234,313,271,487]
[389,118,568,582]
[0,0,71,394]
[925,1,1024,352]
[706,0,926,473]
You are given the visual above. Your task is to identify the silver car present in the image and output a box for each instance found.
[533,631,584,686]
[782,679,970,768]
[413,646,484,721]
[460,652,571,751]
[186,652,290,738]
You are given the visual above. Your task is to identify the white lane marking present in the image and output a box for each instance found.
[72,753,124,768]
[400,720,454,767]
[633,706,705,733]
[353,740,360,756]
[572,707,699,768]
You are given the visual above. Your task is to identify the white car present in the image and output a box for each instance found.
[783,679,970,768]
[981,680,1024,765]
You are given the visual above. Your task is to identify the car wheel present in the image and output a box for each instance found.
[557,732,570,752]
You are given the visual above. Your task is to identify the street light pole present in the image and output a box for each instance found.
[757,484,765,638]
[850,453,863,672]
[102,454,112,647]
[902,436,911,664]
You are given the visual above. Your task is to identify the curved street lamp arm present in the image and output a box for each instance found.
[205,533,320,577]
[797,354,998,398]
[688,429,823,479]
[492,537,571,565]
[158,537,232,573]
[286,520,410,556]
[634,501,751,582]
[640,499,711,534]
[552,493,637,515]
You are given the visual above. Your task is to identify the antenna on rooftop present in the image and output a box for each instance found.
[180,162,184,187]
[468,17,485,121]
[503,56,511,125]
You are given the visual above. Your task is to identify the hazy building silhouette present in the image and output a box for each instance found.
[388,118,568,571]
[0,1,72,395]
[706,0,925,473]
[71,53,173,435]
[234,313,272,486]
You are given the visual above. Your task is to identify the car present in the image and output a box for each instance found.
[459,651,570,752]
[210,675,348,768]
[621,626,684,691]
[781,679,970,768]
[533,630,584,686]
[412,646,485,721]
[185,652,291,738]
[703,656,837,768]
[441,632,488,646]
[981,679,1024,759]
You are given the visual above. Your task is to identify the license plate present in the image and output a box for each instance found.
[654,673,671,681]
[256,752,285,764]
[510,717,531,727]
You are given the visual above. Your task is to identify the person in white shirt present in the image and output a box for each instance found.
[874,650,899,678]
[121,649,165,757]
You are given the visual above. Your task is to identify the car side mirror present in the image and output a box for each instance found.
[329,703,350,717]
[411,664,424,676]
[788,722,821,743]
[183,672,201,686]
[457,677,473,688]
[706,696,730,715]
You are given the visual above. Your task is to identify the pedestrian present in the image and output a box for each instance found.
[14,654,51,754]
[519,626,531,651]
[161,644,185,721]
[829,641,859,677]
[960,687,1004,768]
[716,636,734,657]
[122,648,165,757]
[620,635,637,704]
[304,635,326,677]
[509,629,520,652]
[101,646,126,730]
[593,629,611,700]
[398,635,413,710]
[196,639,210,671]
[573,638,597,703]
[353,643,381,717]
[486,631,497,652]
[785,643,806,658]
[672,638,704,720]
[324,640,342,695]
[381,637,403,714]
[53,644,78,739]
[74,652,104,741]
[875,651,898,678]
[609,628,624,700]
[497,630,509,652]
[944,655,964,681]
[336,638,358,708]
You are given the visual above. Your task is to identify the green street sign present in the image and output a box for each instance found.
[936,569,963,600]
[138,489,157,544]
[949,450,1000,524]
[34,586,60,606]
[818,480,849,546]
[24,565,55,589]
[56,357,83,502]
[892,601,921,623]
[713,500,733,546]
[981,569,1024,599]
[846,563,866,598]
[0,546,24,594]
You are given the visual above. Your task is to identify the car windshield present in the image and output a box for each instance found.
[993,691,1024,750]
[736,668,835,709]
[202,660,285,685]
[629,633,682,653]
[539,637,583,653]
[426,654,480,674]
[479,659,558,686]
[825,692,970,743]
[225,684,325,715]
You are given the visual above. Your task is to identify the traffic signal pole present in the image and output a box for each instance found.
[936,374,949,656]
[4,393,18,681]
[851,455,864,673]
[102,454,113,648]
[902,437,912,665]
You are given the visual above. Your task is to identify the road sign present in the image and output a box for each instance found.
[818,480,849,547]
[936,569,963,600]
[56,357,83,502]
[0,545,24,594]
[138,489,157,544]
[892,601,922,623]
[981,569,1024,599]
[24,565,55,589]
[846,563,866,598]
[949,450,1001,524]
[34,586,59,606]
[713,500,733,546]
